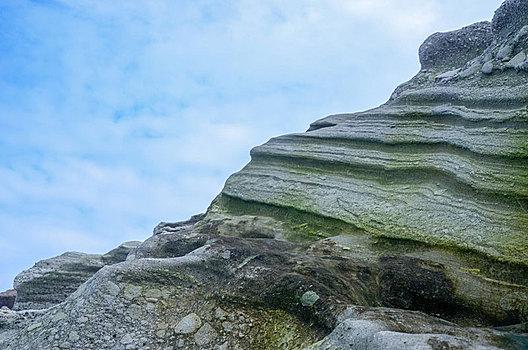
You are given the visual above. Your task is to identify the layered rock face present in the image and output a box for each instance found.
[1,225,526,349]
[217,1,528,266]
[1,1,527,349]
[13,241,140,310]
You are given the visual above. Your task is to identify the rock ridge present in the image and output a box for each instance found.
[1,1,528,349]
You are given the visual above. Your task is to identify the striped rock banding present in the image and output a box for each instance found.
[214,0,528,266]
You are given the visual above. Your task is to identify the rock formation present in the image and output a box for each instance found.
[13,241,141,310]
[1,1,527,349]
[0,290,16,310]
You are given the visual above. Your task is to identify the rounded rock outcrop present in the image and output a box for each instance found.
[492,0,528,38]
[419,22,492,70]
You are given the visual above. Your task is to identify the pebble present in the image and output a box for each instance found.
[174,313,202,334]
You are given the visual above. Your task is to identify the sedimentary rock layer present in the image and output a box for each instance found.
[2,1,528,349]
[218,0,528,266]
[13,241,140,310]
[1,227,525,349]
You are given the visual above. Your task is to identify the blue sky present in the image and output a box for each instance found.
[0,0,503,290]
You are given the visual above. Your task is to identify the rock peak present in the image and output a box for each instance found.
[419,21,492,71]
[492,0,528,37]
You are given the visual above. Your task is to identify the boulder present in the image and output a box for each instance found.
[0,290,16,310]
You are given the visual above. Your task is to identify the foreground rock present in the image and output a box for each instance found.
[1,227,526,349]
[1,1,528,349]
[13,241,141,310]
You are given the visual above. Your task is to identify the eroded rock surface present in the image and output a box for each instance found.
[1,228,526,349]
[1,1,528,349]
[216,0,528,266]
[0,290,16,310]
[13,241,141,310]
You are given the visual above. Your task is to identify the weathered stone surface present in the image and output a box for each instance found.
[152,213,205,235]
[214,0,528,267]
[305,305,513,350]
[419,22,492,70]
[0,290,16,310]
[492,0,528,38]
[1,228,525,349]
[2,2,528,349]
[13,241,140,310]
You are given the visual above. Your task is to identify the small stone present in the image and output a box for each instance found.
[121,334,134,345]
[27,322,42,331]
[106,281,121,297]
[174,313,202,334]
[506,51,526,68]
[77,316,88,323]
[301,290,320,307]
[217,342,229,350]
[214,307,227,320]
[126,304,143,319]
[221,250,231,259]
[222,321,234,332]
[52,312,67,322]
[68,331,80,342]
[146,288,163,299]
[435,68,460,81]
[481,61,494,74]
[497,44,513,60]
[124,285,142,300]
[194,322,218,346]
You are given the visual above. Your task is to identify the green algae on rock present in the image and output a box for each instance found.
[214,0,528,266]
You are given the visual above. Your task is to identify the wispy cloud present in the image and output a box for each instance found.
[0,0,502,289]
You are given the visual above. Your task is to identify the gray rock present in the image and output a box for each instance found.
[153,213,205,235]
[300,291,320,307]
[13,241,140,310]
[0,228,525,349]
[68,330,80,342]
[0,290,16,310]
[174,313,202,334]
[306,306,507,350]
[506,50,527,68]
[419,21,492,70]
[1,2,527,350]
[434,68,460,81]
[496,44,513,60]
[216,0,528,268]
[492,0,528,38]
[101,241,141,264]
[193,322,218,346]
[120,334,133,345]
[481,60,494,73]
